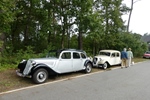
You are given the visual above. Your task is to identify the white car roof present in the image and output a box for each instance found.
[100,50,120,53]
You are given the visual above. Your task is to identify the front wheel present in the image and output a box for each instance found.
[103,62,108,70]
[32,68,48,84]
[85,63,92,73]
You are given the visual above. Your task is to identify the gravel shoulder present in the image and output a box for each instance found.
[0,68,104,93]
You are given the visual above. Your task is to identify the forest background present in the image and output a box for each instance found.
[0,0,149,70]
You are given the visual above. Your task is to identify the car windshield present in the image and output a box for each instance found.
[99,52,110,56]
[46,50,61,58]
[145,51,150,54]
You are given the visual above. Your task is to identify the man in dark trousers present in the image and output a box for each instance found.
[121,48,128,68]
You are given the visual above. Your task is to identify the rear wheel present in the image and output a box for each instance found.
[32,68,48,84]
[85,63,92,73]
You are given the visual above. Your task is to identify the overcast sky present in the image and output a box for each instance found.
[122,0,150,35]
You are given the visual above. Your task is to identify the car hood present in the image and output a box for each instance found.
[144,54,150,56]
[30,57,57,60]
[94,55,110,59]
[29,58,58,68]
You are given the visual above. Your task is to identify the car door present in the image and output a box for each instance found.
[72,52,83,71]
[110,52,120,65]
[116,52,121,64]
[56,52,73,73]
[109,52,116,65]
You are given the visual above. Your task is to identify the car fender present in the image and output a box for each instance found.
[99,60,110,65]
[98,59,106,65]
[31,63,56,75]
[84,60,93,67]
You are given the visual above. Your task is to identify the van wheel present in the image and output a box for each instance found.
[32,68,48,84]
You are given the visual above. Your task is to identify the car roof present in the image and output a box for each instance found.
[100,50,120,53]
[62,49,85,52]
[49,49,85,53]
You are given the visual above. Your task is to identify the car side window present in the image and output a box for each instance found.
[73,52,80,59]
[111,53,115,57]
[81,53,86,59]
[116,53,120,57]
[61,52,71,59]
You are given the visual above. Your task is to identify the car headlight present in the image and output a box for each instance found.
[99,58,102,61]
[31,61,36,66]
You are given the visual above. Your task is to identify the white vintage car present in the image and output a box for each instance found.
[93,50,121,69]
[16,49,93,84]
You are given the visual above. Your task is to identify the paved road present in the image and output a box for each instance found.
[0,61,150,100]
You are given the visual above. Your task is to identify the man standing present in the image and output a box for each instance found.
[121,48,128,68]
[127,48,133,67]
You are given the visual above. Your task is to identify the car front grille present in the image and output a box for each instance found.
[93,58,97,64]
[18,60,27,73]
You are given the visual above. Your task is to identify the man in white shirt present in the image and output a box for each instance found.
[127,48,133,67]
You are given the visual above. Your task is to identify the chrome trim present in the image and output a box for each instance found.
[16,70,31,78]
[16,70,25,77]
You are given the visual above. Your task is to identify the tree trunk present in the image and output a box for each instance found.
[127,0,133,32]
[61,28,65,49]
[24,25,29,46]
[78,31,83,50]
[0,33,5,52]
[47,9,51,44]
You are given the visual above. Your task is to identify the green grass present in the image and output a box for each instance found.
[0,64,17,72]
[133,58,149,63]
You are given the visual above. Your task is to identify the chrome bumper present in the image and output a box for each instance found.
[16,70,25,77]
[93,63,103,67]
[16,70,31,78]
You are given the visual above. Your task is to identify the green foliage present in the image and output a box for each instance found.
[0,0,16,52]
[0,0,148,71]
[118,33,148,57]
[0,44,58,71]
[0,0,15,32]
